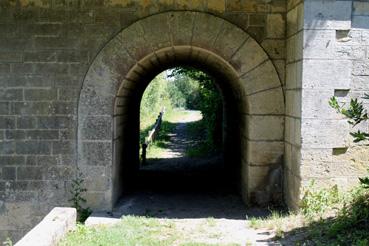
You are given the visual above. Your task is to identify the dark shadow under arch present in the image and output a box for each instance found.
[113,46,245,205]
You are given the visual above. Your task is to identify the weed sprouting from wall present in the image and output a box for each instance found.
[69,168,92,222]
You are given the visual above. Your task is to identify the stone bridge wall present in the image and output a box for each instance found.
[0,0,286,241]
[0,0,368,242]
[285,0,369,209]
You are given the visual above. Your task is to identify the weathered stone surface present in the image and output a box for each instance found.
[213,21,248,60]
[266,14,285,38]
[285,90,301,118]
[352,16,369,29]
[0,156,25,166]
[304,1,352,30]
[261,39,285,59]
[248,141,284,165]
[37,117,73,129]
[231,37,268,75]
[0,1,366,242]
[241,60,281,95]
[248,115,284,141]
[301,119,350,148]
[353,61,369,76]
[80,142,112,166]
[247,88,285,115]
[353,2,369,16]
[192,13,224,48]
[15,207,76,246]
[0,117,16,129]
[15,141,51,155]
[207,0,225,12]
[301,89,337,119]
[1,167,16,180]
[17,166,43,180]
[5,130,26,140]
[24,89,57,101]
[80,116,112,140]
[302,60,351,89]
[0,89,23,101]
[287,8,297,34]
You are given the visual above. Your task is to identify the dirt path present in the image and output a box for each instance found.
[85,110,282,245]
[142,109,223,173]
[87,192,279,245]
[153,109,202,159]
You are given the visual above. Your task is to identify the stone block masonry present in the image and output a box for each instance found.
[0,0,367,243]
[0,0,287,241]
[15,207,76,246]
[285,0,369,209]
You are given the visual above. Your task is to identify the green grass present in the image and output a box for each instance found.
[248,211,305,240]
[145,111,179,159]
[185,120,217,158]
[59,216,239,246]
[248,183,369,244]
[59,185,369,245]
[141,109,211,159]
[59,216,177,246]
[140,108,220,159]
[140,109,178,159]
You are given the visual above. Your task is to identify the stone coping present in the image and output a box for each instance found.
[15,207,76,246]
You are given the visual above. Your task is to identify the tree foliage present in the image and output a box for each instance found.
[140,73,172,130]
[140,68,222,152]
[330,95,369,143]
[169,67,223,150]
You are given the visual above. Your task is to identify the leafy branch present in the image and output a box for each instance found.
[329,95,369,189]
[329,95,369,142]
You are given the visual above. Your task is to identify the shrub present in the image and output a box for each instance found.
[300,181,340,218]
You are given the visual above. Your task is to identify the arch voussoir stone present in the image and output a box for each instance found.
[169,11,196,46]
[212,21,249,61]
[116,22,151,61]
[241,60,282,95]
[230,37,269,76]
[248,88,285,115]
[139,14,172,51]
[192,12,224,48]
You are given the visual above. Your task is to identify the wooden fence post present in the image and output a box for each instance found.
[141,108,165,166]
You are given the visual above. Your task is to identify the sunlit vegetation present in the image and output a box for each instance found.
[249,182,369,245]
[59,216,238,246]
[169,67,222,152]
[140,67,222,158]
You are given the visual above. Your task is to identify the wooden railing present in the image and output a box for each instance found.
[141,108,165,165]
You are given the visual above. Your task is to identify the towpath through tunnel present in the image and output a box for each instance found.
[137,109,227,192]
[86,110,286,245]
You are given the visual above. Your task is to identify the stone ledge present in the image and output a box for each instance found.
[15,207,76,246]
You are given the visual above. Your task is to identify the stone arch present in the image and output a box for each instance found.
[78,11,285,210]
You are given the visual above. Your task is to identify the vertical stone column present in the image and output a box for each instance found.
[285,0,304,210]
[300,0,353,191]
[290,0,369,209]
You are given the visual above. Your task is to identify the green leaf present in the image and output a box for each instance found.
[350,131,369,142]
[329,96,341,112]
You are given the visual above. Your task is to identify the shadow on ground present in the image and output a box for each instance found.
[119,110,256,220]
[120,154,253,220]
[91,109,290,244]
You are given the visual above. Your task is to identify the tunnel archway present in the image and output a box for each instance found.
[119,54,242,198]
[78,11,285,210]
